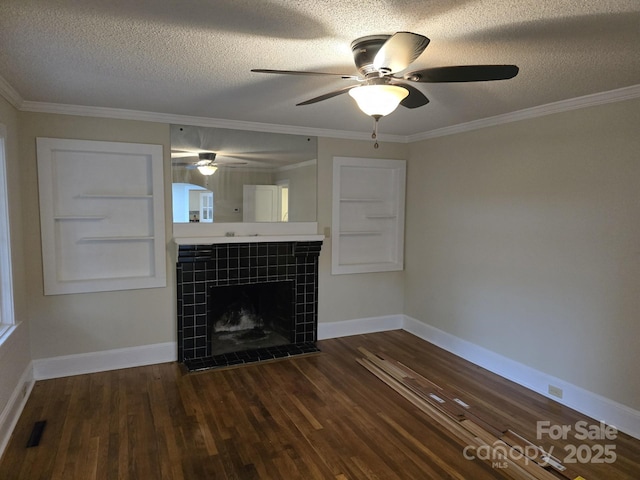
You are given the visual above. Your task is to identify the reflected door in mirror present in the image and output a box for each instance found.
[243,185,284,222]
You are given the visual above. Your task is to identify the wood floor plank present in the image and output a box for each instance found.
[1,331,639,479]
[377,412,468,480]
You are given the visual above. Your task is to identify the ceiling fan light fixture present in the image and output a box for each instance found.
[196,152,218,174]
[348,84,409,117]
[197,165,217,175]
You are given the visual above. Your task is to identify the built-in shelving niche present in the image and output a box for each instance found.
[331,156,406,275]
[36,138,166,295]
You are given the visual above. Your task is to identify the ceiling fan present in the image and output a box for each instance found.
[171,151,248,175]
[252,32,518,146]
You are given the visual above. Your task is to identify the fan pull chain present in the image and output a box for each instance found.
[372,116,380,149]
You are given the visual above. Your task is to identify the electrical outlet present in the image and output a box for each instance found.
[548,385,563,399]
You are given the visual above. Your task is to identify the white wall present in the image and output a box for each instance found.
[404,97,640,411]
[317,137,408,323]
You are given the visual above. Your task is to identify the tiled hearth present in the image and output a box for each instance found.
[176,240,323,371]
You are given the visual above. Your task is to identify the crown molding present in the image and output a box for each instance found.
[0,75,23,110]
[18,100,407,143]
[408,84,640,142]
[9,82,640,144]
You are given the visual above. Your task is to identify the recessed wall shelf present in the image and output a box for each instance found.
[339,231,382,236]
[37,138,166,295]
[53,215,107,220]
[365,214,397,219]
[339,198,382,202]
[76,193,154,199]
[332,156,406,275]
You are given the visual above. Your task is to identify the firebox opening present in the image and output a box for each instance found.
[208,281,294,355]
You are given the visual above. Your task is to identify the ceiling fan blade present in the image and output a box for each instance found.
[173,162,197,168]
[404,65,519,83]
[373,32,430,73]
[171,150,197,158]
[171,149,216,158]
[392,83,429,109]
[296,85,358,106]
[215,157,248,165]
[251,69,359,80]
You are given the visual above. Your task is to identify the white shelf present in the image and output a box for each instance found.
[54,215,107,220]
[80,236,155,242]
[37,138,166,295]
[76,193,153,199]
[365,214,397,219]
[339,231,382,236]
[332,157,406,275]
[339,198,382,202]
[173,234,324,245]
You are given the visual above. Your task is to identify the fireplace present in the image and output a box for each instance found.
[209,280,294,355]
[176,240,322,370]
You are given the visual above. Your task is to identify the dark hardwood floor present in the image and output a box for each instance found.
[1,330,638,479]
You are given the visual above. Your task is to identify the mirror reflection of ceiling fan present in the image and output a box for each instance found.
[171,150,249,175]
[252,31,519,147]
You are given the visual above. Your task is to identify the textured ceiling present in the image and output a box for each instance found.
[1,0,639,137]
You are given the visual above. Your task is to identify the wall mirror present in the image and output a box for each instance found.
[171,125,317,224]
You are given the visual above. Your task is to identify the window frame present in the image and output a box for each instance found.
[0,124,15,339]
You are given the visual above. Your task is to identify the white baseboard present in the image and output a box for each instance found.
[402,315,640,441]
[0,362,34,457]
[29,315,401,381]
[32,342,177,380]
[318,314,403,340]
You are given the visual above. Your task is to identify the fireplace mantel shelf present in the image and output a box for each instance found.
[173,234,325,245]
